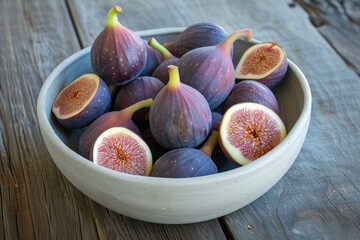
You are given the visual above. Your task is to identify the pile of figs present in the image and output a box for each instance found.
[52,5,289,178]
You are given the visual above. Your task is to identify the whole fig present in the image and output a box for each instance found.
[91,5,147,85]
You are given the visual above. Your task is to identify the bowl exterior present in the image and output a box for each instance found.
[37,29,311,224]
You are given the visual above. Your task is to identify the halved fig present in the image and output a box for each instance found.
[52,73,111,129]
[92,127,152,176]
[235,42,288,89]
[219,102,287,165]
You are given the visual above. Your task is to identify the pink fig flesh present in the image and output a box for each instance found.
[92,127,152,176]
[219,102,286,165]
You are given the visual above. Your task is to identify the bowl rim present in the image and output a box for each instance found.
[37,27,312,187]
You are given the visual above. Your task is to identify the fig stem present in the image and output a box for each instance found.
[220,29,253,53]
[167,65,181,89]
[106,5,122,27]
[121,98,153,118]
[148,37,176,61]
[200,131,219,158]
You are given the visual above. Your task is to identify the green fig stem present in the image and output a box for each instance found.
[220,29,253,53]
[200,131,219,158]
[106,5,122,27]
[167,65,181,89]
[148,37,176,61]
[120,98,153,118]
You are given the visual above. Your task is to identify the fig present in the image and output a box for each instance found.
[148,37,179,84]
[219,102,287,166]
[211,111,223,131]
[91,5,147,85]
[163,22,228,57]
[149,65,212,149]
[235,42,288,89]
[79,99,153,159]
[52,73,111,129]
[92,127,152,176]
[141,128,168,162]
[222,80,280,115]
[139,42,163,76]
[150,131,219,178]
[113,76,165,130]
[177,29,253,110]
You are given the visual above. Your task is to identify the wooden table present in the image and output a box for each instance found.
[1,0,359,239]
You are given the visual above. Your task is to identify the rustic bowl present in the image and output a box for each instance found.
[37,28,312,224]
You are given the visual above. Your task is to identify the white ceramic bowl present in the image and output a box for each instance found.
[37,28,312,224]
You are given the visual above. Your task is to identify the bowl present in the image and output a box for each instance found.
[37,28,312,224]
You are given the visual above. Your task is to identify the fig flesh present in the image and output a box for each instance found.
[177,29,253,110]
[52,73,111,129]
[91,6,147,85]
[149,65,212,149]
[235,42,288,89]
[163,22,228,57]
[79,99,153,159]
[222,80,280,115]
[219,102,287,165]
[92,127,152,176]
[148,37,179,84]
[150,131,219,178]
[114,76,165,130]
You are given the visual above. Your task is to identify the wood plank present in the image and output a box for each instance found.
[68,0,360,239]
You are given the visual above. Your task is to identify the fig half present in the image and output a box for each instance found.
[52,73,111,129]
[92,127,152,176]
[219,102,287,165]
[235,42,288,89]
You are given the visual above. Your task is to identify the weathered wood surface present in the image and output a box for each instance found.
[1,0,360,239]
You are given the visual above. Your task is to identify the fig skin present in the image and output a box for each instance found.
[222,80,280,115]
[92,127,152,176]
[150,131,219,178]
[79,99,153,159]
[139,42,163,76]
[148,37,179,84]
[91,6,147,85]
[235,42,288,89]
[163,22,228,57]
[113,76,165,130]
[149,65,212,149]
[219,102,287,166]
[52,73,111,129]
[141,128,168,162]
[177,29,253,110]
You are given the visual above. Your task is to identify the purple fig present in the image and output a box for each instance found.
[163,22,228,57]
[222,80,280,115]
[235,42,288,89]
[91,5,147,85]
[211,111,223,131]
[92,127,152,176]
[149,65,212,149]
[139,42,163,76]
[150,131,219,178]
[141,128,168,162]
[219,102,287,166]
[148,37,179,84]
[52,73,111,129]
[177,29,253,110]
[79,99,153,159]
[114,76,165,130]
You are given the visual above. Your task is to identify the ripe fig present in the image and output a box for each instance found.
[114,76,165,130]
[141,128,168,162]
[52,73,111,129]
[139,42,163,76]
[163,22,228,57]
[149,65,212,149]
[222,80,280,115]
[150,131,219,178]
[79,99,153,159]
[92,127,152,176]
[177,29,253,110]
[235,42,288,89]
[91,5,147,85]
[211,111,223,131]
[148,37,179,84]
[219,102,287,166]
